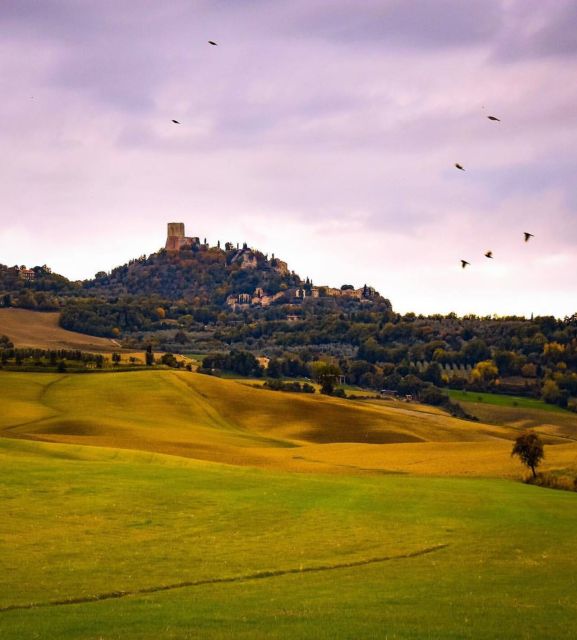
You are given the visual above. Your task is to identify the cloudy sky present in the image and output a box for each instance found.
[1,0,576,316]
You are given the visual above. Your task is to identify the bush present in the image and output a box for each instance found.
[419,385,447,406]
[160,353,179,368]
[0,334,14,349]
[526,471,577,493]
[262,379,315,394]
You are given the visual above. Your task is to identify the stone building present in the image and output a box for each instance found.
[18,267,36,281]
[165,222,200,251]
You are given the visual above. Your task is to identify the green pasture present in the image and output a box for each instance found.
[1,438,577,639]
[447,389,566,413]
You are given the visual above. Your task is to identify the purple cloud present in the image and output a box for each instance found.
[0,0,575,317]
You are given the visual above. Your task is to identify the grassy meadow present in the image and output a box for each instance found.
[1,369,577,638]
[448,389,577,442]
[447,389,568,413]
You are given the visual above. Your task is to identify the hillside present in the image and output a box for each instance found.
[0,308,121,352]
[2,368,577,639]
[2,369,576,477]
[1,227,576,419]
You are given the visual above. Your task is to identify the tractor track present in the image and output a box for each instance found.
[0,544,448,613]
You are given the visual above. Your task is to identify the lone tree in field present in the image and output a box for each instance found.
[511,431,544,478]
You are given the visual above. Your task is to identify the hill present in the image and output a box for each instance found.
[1,225,576,419]
[0,308,121,352]
[2,430,577,638]
[2,370,577,638]
[2,369,576,476]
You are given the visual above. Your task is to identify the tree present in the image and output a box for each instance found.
[541,379,561,405]
[422,363,443,386]
[266,358,282,378]
[174,330,189,344]
[462,338,490,364]
[310,361,341,396]
[145,344,154,366]
[511,431,544,478]
[160,352,178,367]
[471,360,499,386]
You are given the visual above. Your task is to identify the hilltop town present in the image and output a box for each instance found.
[163,222,380,311]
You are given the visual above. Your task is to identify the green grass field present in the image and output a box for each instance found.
[448,389,577,443]
[1,438,577,639]
[448,389,567,413]
[1,370,577,638]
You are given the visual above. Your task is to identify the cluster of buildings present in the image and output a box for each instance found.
[3,265,42,282]
[164,222,290,274]
[164,222,379,313]
[226,284,378,311]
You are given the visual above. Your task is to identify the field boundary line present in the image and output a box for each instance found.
[0,543,448,613]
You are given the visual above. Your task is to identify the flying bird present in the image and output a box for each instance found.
[461,260,470,269]
[455,163,465,171]
[171,119,181,124]
[524,232,534,242]
[487,116,501,122]
[485,251,493,258]
[208,40,218,46]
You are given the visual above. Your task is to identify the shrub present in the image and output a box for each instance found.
[262,379,315,394]
[526,471,577,493]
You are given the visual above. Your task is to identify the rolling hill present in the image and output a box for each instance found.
[1,435,577,639]
[2,369,576,477]
[2,369,577,638]
[0,308,120,352]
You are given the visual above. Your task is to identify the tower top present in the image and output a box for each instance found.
[167,222,185,238]
[165,222,199,251]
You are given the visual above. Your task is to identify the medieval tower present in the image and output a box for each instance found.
[165,222,199,251]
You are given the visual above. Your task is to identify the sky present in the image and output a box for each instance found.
[1,0,576,317]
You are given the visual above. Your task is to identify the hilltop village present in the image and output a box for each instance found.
[164,222,379,311]
[1,223,576,415]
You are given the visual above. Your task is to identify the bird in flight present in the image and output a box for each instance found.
[455,163,465,171]
[484,251,493,258]
[208,40,218,46]
[461,260,470,269]
[487,116,501,122]
[524,232,534,242]
[171,119,181,124]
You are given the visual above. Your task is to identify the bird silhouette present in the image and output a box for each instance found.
[524,232,534,242]
[171,119,181,124]
[485,251,493,258]
[461,260,470,269]
[455,163,465,171]
[487,116,501,122]
[208,41,218,46]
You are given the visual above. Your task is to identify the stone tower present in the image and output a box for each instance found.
[165,222,200,251]
[166,222,185,251]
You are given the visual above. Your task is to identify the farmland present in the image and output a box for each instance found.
[1,370,577,638]
[0,308,120,352]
